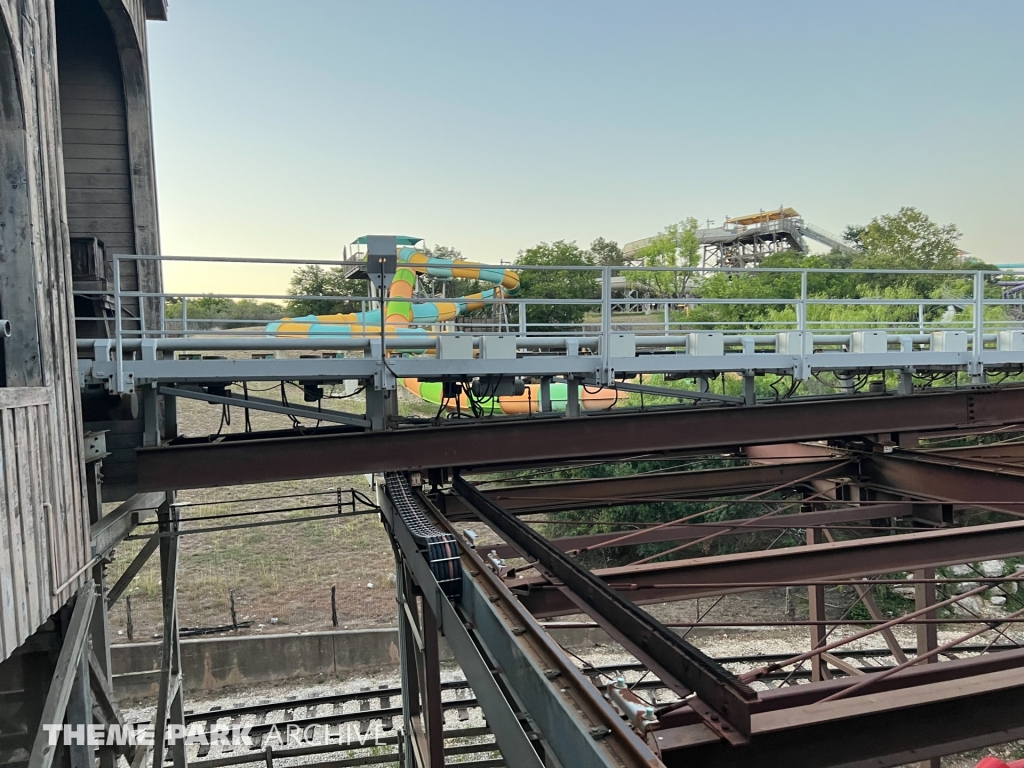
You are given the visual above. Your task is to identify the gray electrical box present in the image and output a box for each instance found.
[851,331,888,354]
[605,333,636,358]
[688,332,724,356]
[437,334,475,359]
[776,331,813,355]
[365,235,397,292]
[998,330,1024,351]
[931,331,968,353]
[480,335,517,360]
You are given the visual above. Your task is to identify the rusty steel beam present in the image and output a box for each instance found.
[928,441,1024,462]
[656,649,1024,767]
[512,519,1024,617]
[477,458,850,514]
[135,386,1024,490]
[488,502,913,559]
[863,451,1024,516]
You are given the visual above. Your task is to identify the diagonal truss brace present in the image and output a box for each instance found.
[454,473,758,738]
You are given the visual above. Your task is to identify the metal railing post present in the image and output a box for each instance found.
[600,266,613,384]
[113,255,125,392]
[181,297,188,338]
[972,270,985,378]
[918,303,925,333]
[797,270,808,333]
[518,300,526,336]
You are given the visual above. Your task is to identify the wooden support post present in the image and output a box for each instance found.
[27,584,96,768]
[152,499,187,768]
[807,528,831,682]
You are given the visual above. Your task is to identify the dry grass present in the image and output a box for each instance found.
[104,368,441,642]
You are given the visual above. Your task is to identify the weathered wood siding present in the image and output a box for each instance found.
[58,2,135,258]
[57,0,140,328]
[0,390,88,658]
[0,0,90,663]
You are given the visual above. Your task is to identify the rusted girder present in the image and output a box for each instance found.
[135,386,1024,490]
[929,441,1024,462]
[656,648,1024,767]
[488,502,913,559]
[475,458,850,514]
[863,450,1024,516]
[511,519,1024,617]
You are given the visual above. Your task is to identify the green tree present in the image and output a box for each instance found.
[688,208,999,332]
[626,218,701,297]
[517,240,597,329]
[286,265,366,317]
[589,237,625,267]
[165,296,285,329]
[858,207,962,269]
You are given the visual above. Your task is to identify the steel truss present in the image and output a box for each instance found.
[374,418,1024,766]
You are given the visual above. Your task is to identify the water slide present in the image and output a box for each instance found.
[265,245,622,414]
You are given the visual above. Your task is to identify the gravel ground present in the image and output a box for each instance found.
[123,624,1024,767]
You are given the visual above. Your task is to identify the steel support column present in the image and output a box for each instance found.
[152,499,186,768]
[806,528,830,682]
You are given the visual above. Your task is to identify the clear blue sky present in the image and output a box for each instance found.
[147,1,1024,293]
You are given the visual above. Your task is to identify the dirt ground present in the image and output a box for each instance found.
[105,382,438,642]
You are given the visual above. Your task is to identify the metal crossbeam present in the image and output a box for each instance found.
[382,479,664,767]
[136,386,1024,490]
[90,492,165,556]
[475,458,850,514]
[863,450,1024,516]
[487,501,914,559]
[106,536,159,606]
[159,386,370,428]
[511,519,1024,616]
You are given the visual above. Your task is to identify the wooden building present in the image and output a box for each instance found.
[0,0,165,666]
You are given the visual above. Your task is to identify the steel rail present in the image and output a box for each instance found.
[383,481,661,768]
[413,488,666,767]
